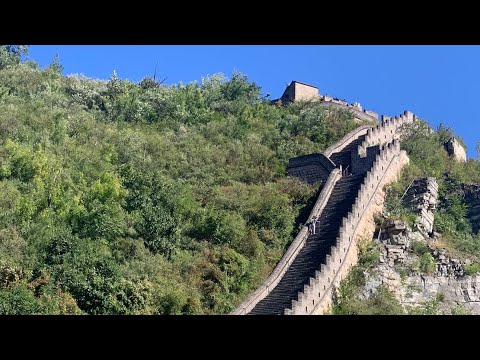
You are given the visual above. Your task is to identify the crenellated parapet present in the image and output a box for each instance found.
[231,168,342,315]
[286,141,408,314]
[233,108,415,315]
[323,125,371,158]
[358,111,415,157]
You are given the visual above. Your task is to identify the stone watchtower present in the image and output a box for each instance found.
[280,81,319,104]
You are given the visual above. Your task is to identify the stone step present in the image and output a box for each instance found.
[248,138,367,315]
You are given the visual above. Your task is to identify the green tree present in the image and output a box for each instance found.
[0,45,28,69]
[47,53,64,74]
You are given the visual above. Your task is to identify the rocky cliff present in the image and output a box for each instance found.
[359,178,480,314]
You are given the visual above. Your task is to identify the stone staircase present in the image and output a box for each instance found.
[249,174,364,315]
[234,112,412,316]
[329,134,366,171]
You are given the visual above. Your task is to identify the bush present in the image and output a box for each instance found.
[0,284,45,314]
[332,240,404,315]
[449,304,471,315]
[411,240,429,256]
[419,252,436,274]
[464,262,480,275]
[383,187,418,227]
[408,296,442,315]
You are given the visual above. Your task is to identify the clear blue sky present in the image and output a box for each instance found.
[29,45,480,158]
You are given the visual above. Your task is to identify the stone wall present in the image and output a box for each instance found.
[231,169,342,315]
[323,125,371,158]
[293,82,320,101]
[316,101,379,123]
[445,137,467,162]
[232,121,379,315]
[233,121,380,315]
[280,81,319,103]
[285,141,409,315]
[286,153,336,185]
[234,109,417,315]
[358,111,415,157]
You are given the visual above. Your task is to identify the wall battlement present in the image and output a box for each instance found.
[275,81,381,123]
[317,100,379,123]
[233,107,415,315]
[286,140,408,315]
[358,110,414,157]
[231,168,342,315]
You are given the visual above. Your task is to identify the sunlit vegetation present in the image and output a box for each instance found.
[0,46,366,314]
[385,120,480,261]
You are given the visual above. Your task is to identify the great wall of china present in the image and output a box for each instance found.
[232,109,414,315]
[273,80,380,123]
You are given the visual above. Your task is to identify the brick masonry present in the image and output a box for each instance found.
[358,111,415,157]
[286,153,336,185]
[281,81,319,103]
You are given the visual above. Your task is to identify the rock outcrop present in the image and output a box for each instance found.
[364,217,479,314]
[460,184,480,234]
[445,137,467,162]
[402,177,438,235]
[401,275,480,314]
[378,219,421,266]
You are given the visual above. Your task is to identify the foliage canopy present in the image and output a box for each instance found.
[0,53,364,314]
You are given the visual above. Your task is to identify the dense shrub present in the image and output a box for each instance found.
[464,262,480,275]
[0,51,364,314]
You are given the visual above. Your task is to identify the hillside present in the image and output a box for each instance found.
[0,46,372,314]
[2,46,480,315]
[331,120,480,315]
